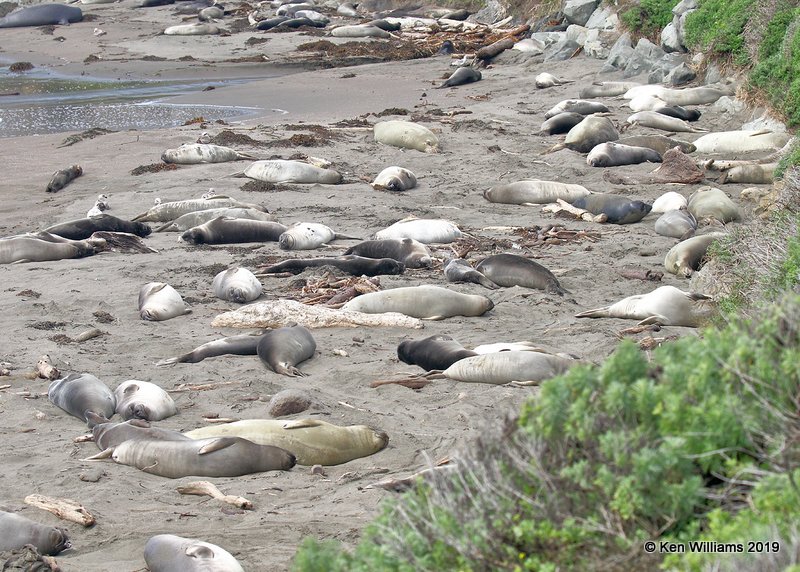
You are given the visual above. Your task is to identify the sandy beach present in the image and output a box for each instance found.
[0,2,777,570]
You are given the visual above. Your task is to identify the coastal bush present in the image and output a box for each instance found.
[683,0,756,64]
[775,138,800,179]
[619,0,679,40]
[293,295,800,571]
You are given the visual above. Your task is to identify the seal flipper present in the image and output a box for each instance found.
[637,314,669,326]
[83,447,115,461]
[282,419,322,430]
[574,306,611,318]
[186,545,216,559]
[198,437,238,454]
[86,411,110,428]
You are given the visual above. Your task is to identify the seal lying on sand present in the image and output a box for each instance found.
[375,218,461,244]
[0,511,71,555]
[157,334,263,366]
[374,121,439,153]
[575,285,715,327]
[257,325,316,377]
[181,217,287,245]
[48,373,116,424]
[475,253,568,294]
[161,143,256,164]
[261,255,405,276]
[398,334,477,371]
[139,282,191,321]
[44,214,152,240]
[114,380,177,422]
[343,285,493,319]
[571,194,652,224]
[212,267,262,303]
[0,232,104,264]
[344,238,433,268]
[144,534,244,572]
[0,3,81,27]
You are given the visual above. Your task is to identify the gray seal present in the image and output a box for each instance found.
[344,238,433,268]
[342,285,494,319]
[89,415,190,450]
[655,105,702,122]
[617,135,696,155]
[437,67,481,88]
[539,112,585,135]
[257,325,317,377]
[181,217,287,245]
[144,534,244,572]
[46,165,82,192]
[0,4,82,27]
[108,436,296,478]
[562,115,619,153]
[48,373,116,424]
[475,253,568,294]
[544,100,609,119]
[0,232,103,264]
[0,511,71,556]
[212,267,263,303]
[443,258,499,289]
[571,194,652,224]
[654,208,697,239]
[586,142,662,167]
[397,334,477,371]
[114,380,178,422]
[261,255,405,276]
[157,333,263,366]
[44,214,152,240]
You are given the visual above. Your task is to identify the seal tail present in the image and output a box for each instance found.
[236,152,259,160]
[156,357,180,367]
[575,306,611,318]
[154,221,175,232]
[333,233,363,241]
[82,448,115,461]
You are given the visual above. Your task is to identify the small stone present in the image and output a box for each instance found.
[639,248,657,257]
[79,467,105,482]
[267,389,312,417]
[311,465,326,476]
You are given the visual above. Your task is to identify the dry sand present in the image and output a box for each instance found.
[0,3,774,570]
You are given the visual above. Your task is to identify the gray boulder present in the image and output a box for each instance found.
[603,32,634,71]
[623,38,665,78]
[672,0,698,16]
[660,22,685,53]
[666,62,696,85]
[563,0,600,26]
[585,5,618,30]
[544,38,582,61]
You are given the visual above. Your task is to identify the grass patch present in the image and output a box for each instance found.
[620,0,680,41]
[684,0,756,65]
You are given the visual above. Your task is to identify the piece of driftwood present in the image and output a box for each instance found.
[617,324,661,336]
[35,355,60,380]
[475,37,514,61]
[168,381,238,393]
[370,376,432,390]
[74,328,105,343]
[24,495,96,527]
[176,481,253,510]
[542,199,607,223]
[618,267,663,282]
[366,460,456,492]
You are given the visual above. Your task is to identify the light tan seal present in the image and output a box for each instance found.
[144,534,244,572]
[139,282,191,321]
[373,120,439,153]
[342,285,493,319]
[243,160,342,184]
[687,187,740,223]
[575,285,715,326]
[483,180,590,205]
[664,232,726,277]
[114,380,177,421]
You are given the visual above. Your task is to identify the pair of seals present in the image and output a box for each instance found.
[154,207,276,232]
[262,255,405,277]
[212,267,262,303]
[139,283,191,321]
[257,325,316,377]
[132,196,267,223]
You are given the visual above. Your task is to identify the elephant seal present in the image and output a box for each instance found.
[144,534,244,572]
[651,191,687,213]
[586,142,662,167]
[46,165,82,192]
[373,121,439,153]
[44,214,152,240]
[665,232,726,277]
[687,187,740,223]
[181,217,287,244]
[579,81,641,98]
[257,325,316,376]
[154,207,276,232]
[438,67,481,88]
[0,511,70,556]
[654,208,697,239]
[107,436,296,478]
[164,22,219,34]
[375,218,461,244]
[243,160,342,184]
[261,255,404,276]
[256,16,289,29]
[90,416,190,449]
[475,253,567,294]
[114,380,177,421]
[278,222,353,250]
[344,238,432,268]
[617,135,696,155]
[371,166,417,191]
[336,2,359,16]
[139,282,191,321]
[719,163,777,184]
[342,285,493,319]
[0,232,103,264]
[571,194,652,224]
[397,334,477,371]
[575,285,715,326]
[539,112,585,135]
[655,105,702,122]
[369,18,400,31]
[440,350,576,385]
[623,85,728,105]
[157,334,263,366]
[443,258,498,289]
[184,419,388,466]
[212,267,262,303]
[0,4,81,27]
[132,196,267,223]
[560,115,619,153]
[48,373,115,423]
[331,24,391,37]
[691,130,791,154]
[544,100,609,119]
[198,5,225,20]
[161,144,255,164]
[484,180,590,205]
[535,72,572,88]
[625,111,708,133]
[628,94,668,112]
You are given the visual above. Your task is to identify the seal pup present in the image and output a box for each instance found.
[664,232,726,277]
[154,207,276,232]
[586,142,662,167]
[243,159,342,184]
[534,72,572,88]
[438,350,576,385]
[48,373,116,423]
[397,334,477,371]
[278,222,356,250]
[444,258,499,289]
[0,232,103,264]
[437,67,481,88]
[144,534,244,572]
[132,196,267,223]
[375,218,461,244]
[371,166,417,191]
[260,255,404,276]
[539,112,585,135]
[139,282,191,321]
[103,436,296,478]
[184,419,388,466]
[212,267,262,303]
[575,285,715,327]
[257,325,316,377]
[571,194,652,224]
[161,143,255,164]
[343,285,494,319]
[625,111,708,133]
[114,380,177,421]
[46,165,82,192]
[579,81,641,98]
[163,22,219,34]
[654,105,702,122]
[0,3,81,27]
[687,187,740,223]
[157,334,263,366]
[344,238,433,268]
[373,120,439,153]
[719,163,777,184]
[44,213,151,240]
[544,100,610,119]
[654,208,697,239]
[475,253,567,294]
[331,24,391,38]
[484,180,590,205]
[554,115,620,154]
[181,217,287,245]
[0,511,71,555]
[651,191,688,213]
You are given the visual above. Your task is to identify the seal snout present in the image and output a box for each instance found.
[278,233,294,250]
[285,451,297,469]
[132,403,150,420]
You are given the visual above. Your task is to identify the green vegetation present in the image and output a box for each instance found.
[775,138,800,179]
[620,0,680,40]
[683,0,755,64]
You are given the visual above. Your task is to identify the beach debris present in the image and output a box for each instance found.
[93,27,105,36]
[130,163,178,176]
[36,355,60,380]
[46,165,83,193]
[370,375,432,390]
[366,459,456,492]
[618,267,664,282]
[295,274,382,306]
[542,199,608,223]
[58,127,114,148]
[176,481,253,510]
[0,545,61,571]
[24,495,96,527]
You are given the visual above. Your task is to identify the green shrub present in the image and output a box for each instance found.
[684,0,756,64]
[620,0,679,40]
